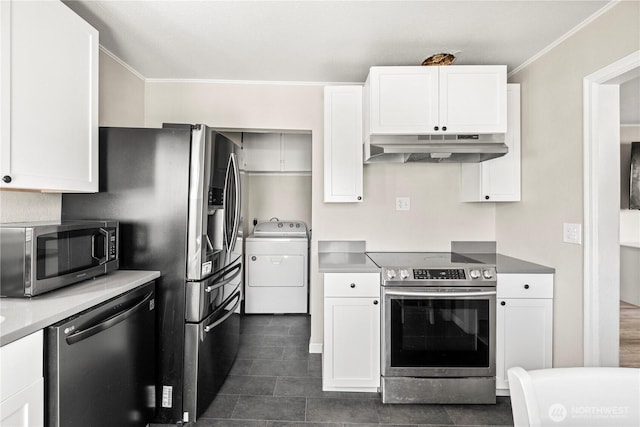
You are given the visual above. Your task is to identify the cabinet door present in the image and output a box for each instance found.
[368,66,439,134]
[496,298,553,391]
[0,0,98,192]
[242,133,282,171]
[324,86,363,203]
[439,65,507,134]
[323,297,380,390]
[460,84,520,202]
[281,133,311,172]
[0,379,44,427]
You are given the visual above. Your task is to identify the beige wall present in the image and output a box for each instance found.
[0,50,145,224]
[497,1,640,367]
[245,174,312,231]
[145,80,497,347]
[99,50,146,127]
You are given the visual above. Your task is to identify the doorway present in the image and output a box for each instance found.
[583,50,640,367]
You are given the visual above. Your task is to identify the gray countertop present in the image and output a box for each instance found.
[468,253,555,274]
[318,252,380,273]
[318,252,554,275]
[0,270,160,346]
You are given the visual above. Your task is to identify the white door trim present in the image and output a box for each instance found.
[583,50,640,367]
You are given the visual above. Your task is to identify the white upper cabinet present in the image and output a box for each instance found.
[323,86,363,203]
[242,132,311,173]
[281,133,312,172]
[461,84,521,202]
[0,0,99,192]
[364,65,507,139]
[367,67,439,134]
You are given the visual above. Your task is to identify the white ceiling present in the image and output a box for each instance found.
[64,0,612,83]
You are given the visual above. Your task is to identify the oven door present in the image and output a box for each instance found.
[382,286,496,378]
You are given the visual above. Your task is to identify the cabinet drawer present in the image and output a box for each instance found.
[324,273,380,297]
[0,330,43,402]
[497,274,553,299]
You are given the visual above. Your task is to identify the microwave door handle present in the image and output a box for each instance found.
[91,228,109,265]
[204,291,241,333]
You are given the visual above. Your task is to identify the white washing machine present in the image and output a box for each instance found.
[244,221,309,314]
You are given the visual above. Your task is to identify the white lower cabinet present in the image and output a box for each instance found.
[496,274,554,395]
[0,330,44,427]
[323,273,380,391]
[0,379,44,427]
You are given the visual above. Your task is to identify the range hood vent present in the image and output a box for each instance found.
[364,134,508,163]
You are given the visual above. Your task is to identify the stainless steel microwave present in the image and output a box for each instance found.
[0,220,119,297]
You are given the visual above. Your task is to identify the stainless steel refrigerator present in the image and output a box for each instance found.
[62,124,242,424]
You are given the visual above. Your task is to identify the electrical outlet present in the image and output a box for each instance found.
[396,197,410,211]
[563,223,582,244]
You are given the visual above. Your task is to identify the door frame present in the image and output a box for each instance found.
[583,50,640,366]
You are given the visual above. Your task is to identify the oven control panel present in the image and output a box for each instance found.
[413,269,466,280]
[382,267,496,284]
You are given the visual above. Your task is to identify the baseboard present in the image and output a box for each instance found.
[308,341,322,354]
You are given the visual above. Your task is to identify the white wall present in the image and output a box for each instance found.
[0,50,145,224]
[497,1,640,367]
[144,80,497,348]
[620,125,640,243]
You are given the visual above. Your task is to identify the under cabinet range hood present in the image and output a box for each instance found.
[364,134,508,163]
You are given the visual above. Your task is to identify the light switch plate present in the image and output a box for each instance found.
[563,223,582,244]
[396,197,410,211]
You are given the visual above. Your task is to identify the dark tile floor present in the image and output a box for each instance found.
[192,314,513,426]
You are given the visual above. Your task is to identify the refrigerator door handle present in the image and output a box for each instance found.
[65,291,154,345]
[204,262,242,293]
[229,153,241,254]
[223,153,241,254]
[204,291,241,333]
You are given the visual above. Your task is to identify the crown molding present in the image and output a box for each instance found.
[99,46,146,81]
[509,0,620,78]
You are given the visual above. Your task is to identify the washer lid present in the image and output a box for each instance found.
[253,221,308,237]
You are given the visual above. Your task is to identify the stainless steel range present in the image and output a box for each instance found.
[367,252,497,405]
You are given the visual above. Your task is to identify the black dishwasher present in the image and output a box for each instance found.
[46,281,156,427]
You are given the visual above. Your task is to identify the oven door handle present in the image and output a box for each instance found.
[384,290,496,298]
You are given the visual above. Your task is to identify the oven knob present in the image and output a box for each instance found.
[399,269,410,280]
[386,269,397,280]
[482,269,494,279]
[469,269,481,280]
